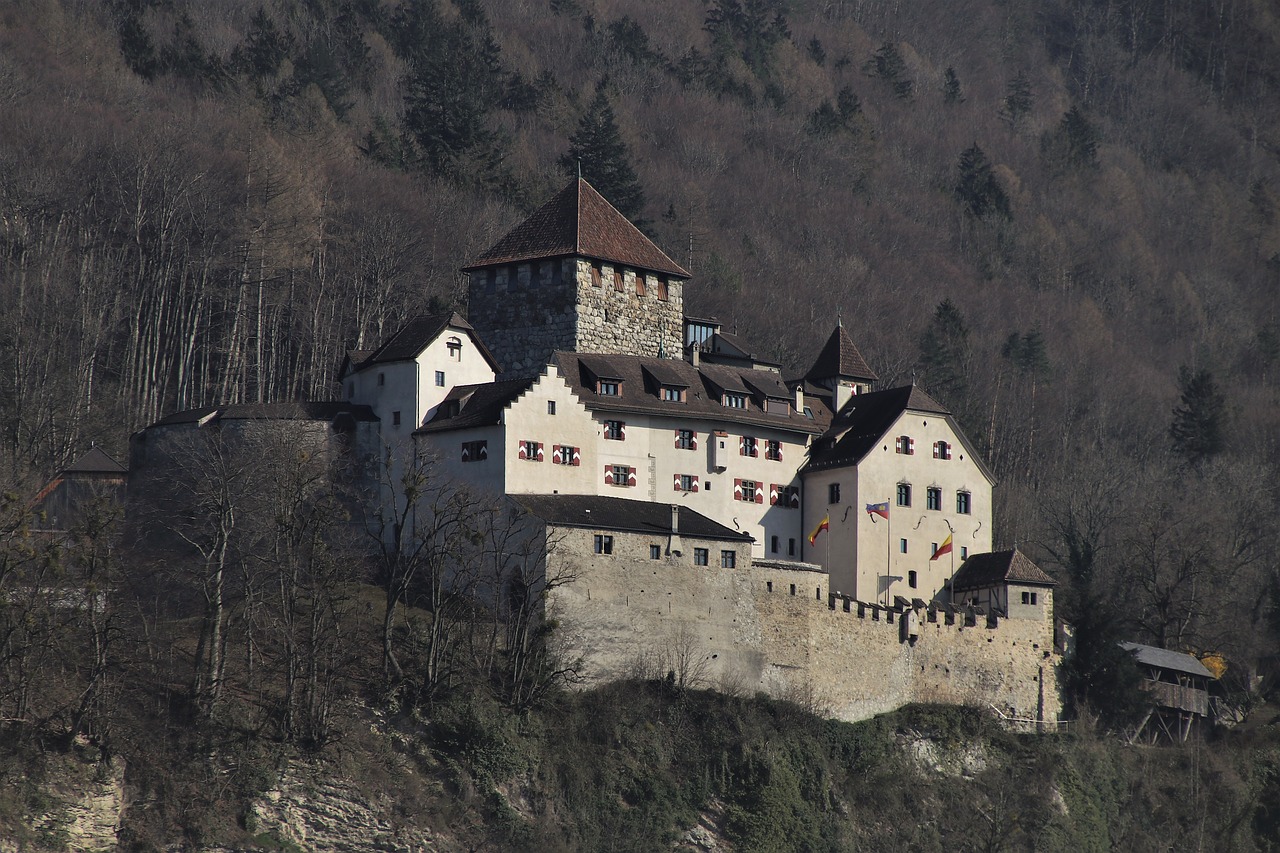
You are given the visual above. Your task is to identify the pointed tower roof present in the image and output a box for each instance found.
[806,323,877,384]
[62,447,127,475]
[463,179,690,278]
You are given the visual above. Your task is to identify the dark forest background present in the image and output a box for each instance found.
[4,0,1280,744]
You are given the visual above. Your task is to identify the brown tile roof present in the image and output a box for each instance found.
[462,179,690,278]
[355,313,500,373]
[416,378,537,433]
[62,447,127,475]
[806,324,878,383]
[951,549,1057,592]
[802,384,964,473]
[511,494,751,543]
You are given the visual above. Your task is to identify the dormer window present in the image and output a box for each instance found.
[661,386,685,402]
[598,379,620,396]
[724,392,747,409]
[446,336,462,360]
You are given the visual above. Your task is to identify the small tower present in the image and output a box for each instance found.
[804,323,878,412]
[463,179,689,376]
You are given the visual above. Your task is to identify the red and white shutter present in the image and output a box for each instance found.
[769,484,779,506]
[908,437,915,455]
[535,442,544,462]
[619,423,626,440]
[691,477,700,493]
[789,488,801,509]
[674,430,681,449]
[755,486,764,504]
[571,447,581,466]
[691,431,698,450]
[734,478,743,501]
[518,442,528,460]
[775,443,782,462]
[478,443,487,460]
[552,445,563,464]
[604,465,614,485]
[739,436,746,456]
[627,467,637,487]
[933,441,940,459]
[751,439,759,458]
[461,444,471,462]
[674,474,683,492]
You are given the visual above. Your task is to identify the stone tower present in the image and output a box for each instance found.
[463,179,689,376]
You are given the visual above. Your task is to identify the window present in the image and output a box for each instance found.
[613,268,624,291]
[519,440,543,462]
[771,535,779,553]
[675,429,696,450]
[767,581,773,592]
[591,265,602,287]
[908,570,918,589]
[435,370,445,387]
[738,479,759,502]
[899,538,908,553]
[392,411,401,426]
[895,434,914,455]
[636,274,646,296]
[446,337,462,360]
[789,584,796,596]
[461,440,487,462]
[609,464,633,487]
[956,491,972,514]
[960,546,968,559]
[694,548,709,566]
[772,484,800,508]
[598,380,620,396]
[897,482,912,507]
[553,445,579,466]
[724,392,748,409]
[721,550,736,568]
[604,420,625,440]
[1021,591,1038,605]
[788,538,796,556]
[765,439,782,461]
[934,440,952,460]
[547,400,556,415]
[828,483,841,504]
[656,278,669,301]
[741,436,758,457]
[676,474,697,492]
[378,372,385,386]
[594,535,613,555]
[661,386,685,402]
[926,487,942,511]
[650,544,661,560]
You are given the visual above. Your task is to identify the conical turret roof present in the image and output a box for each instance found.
[463,179,689,278]
[806,323,877,383]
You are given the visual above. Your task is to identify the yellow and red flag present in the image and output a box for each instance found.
[930,533,953,561]
[807,514,830,546]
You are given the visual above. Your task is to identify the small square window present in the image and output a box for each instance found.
[604,420,625,440]
[765,439,782,461]
[900,538,908,554]
[610,464,631,487]
[788,538,796,556]
[741,436,758,457]
[694,548,709,566]
[650,544,661,560]
[679,474,696,492]
[676,429,695,449]
[598,380,620,396]
[435,370,445,387]
[661,386,685,402]
[721,550,736,568]
[594,535,613,555]
[829,483,841,504]
[392,411,401,426]
[960,546,968,559]
[767,581,773,592]
[908,570,918,588]
[548,401,557,415]
[1021,591,1030,605]
[789,584,796,596]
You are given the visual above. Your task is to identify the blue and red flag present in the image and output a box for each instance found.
[865,501,890,521]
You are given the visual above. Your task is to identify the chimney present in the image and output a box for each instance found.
[687,340,700,367]
[793,383,804,413]
[668,504,683,556]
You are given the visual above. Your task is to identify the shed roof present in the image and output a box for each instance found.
[463,179,689,278]
[511,494,751,542]
[417,377,537,432]
[1120,642,1216,679]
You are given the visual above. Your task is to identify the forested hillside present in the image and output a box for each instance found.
[4,0,1280,741]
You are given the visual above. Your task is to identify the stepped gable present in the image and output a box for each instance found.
[511,494,751,542]
[806,323,877,383]
[417,377,537,432]
[951,549,1057,593]
[802,384,966,472]
[552,352,825,434]
[463,179,689,278]
[355,312,499,371]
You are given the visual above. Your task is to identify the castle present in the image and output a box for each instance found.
[131,179,1063,725]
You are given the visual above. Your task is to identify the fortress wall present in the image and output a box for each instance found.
[551,540,1062,723]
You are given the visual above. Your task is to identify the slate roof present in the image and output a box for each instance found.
[354,312,500,372]
[152,401,378,427]
[1120,642,1215,679]
[802,384,964,473]
[62,447,127,475]
[462,179,690,278]
[951,549,1057,592]
[552,352,827,435]
[806,324,878,383]
[416,378,537,433]
[511,494,752,542]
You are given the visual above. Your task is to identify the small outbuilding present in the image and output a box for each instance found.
[1120,642,1216,743]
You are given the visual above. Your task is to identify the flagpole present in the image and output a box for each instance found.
[884,505,891,607]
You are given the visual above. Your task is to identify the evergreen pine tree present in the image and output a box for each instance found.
[954,145,1011,220]
[863,42,913,99]
[942,67,963,104]
[999,71,1033,127]
[1170,366,1227,465]
[559,88,646,222]
[918,299,972,405]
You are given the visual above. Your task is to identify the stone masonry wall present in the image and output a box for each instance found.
[570,259,684,362]
[551,539,1062,724]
